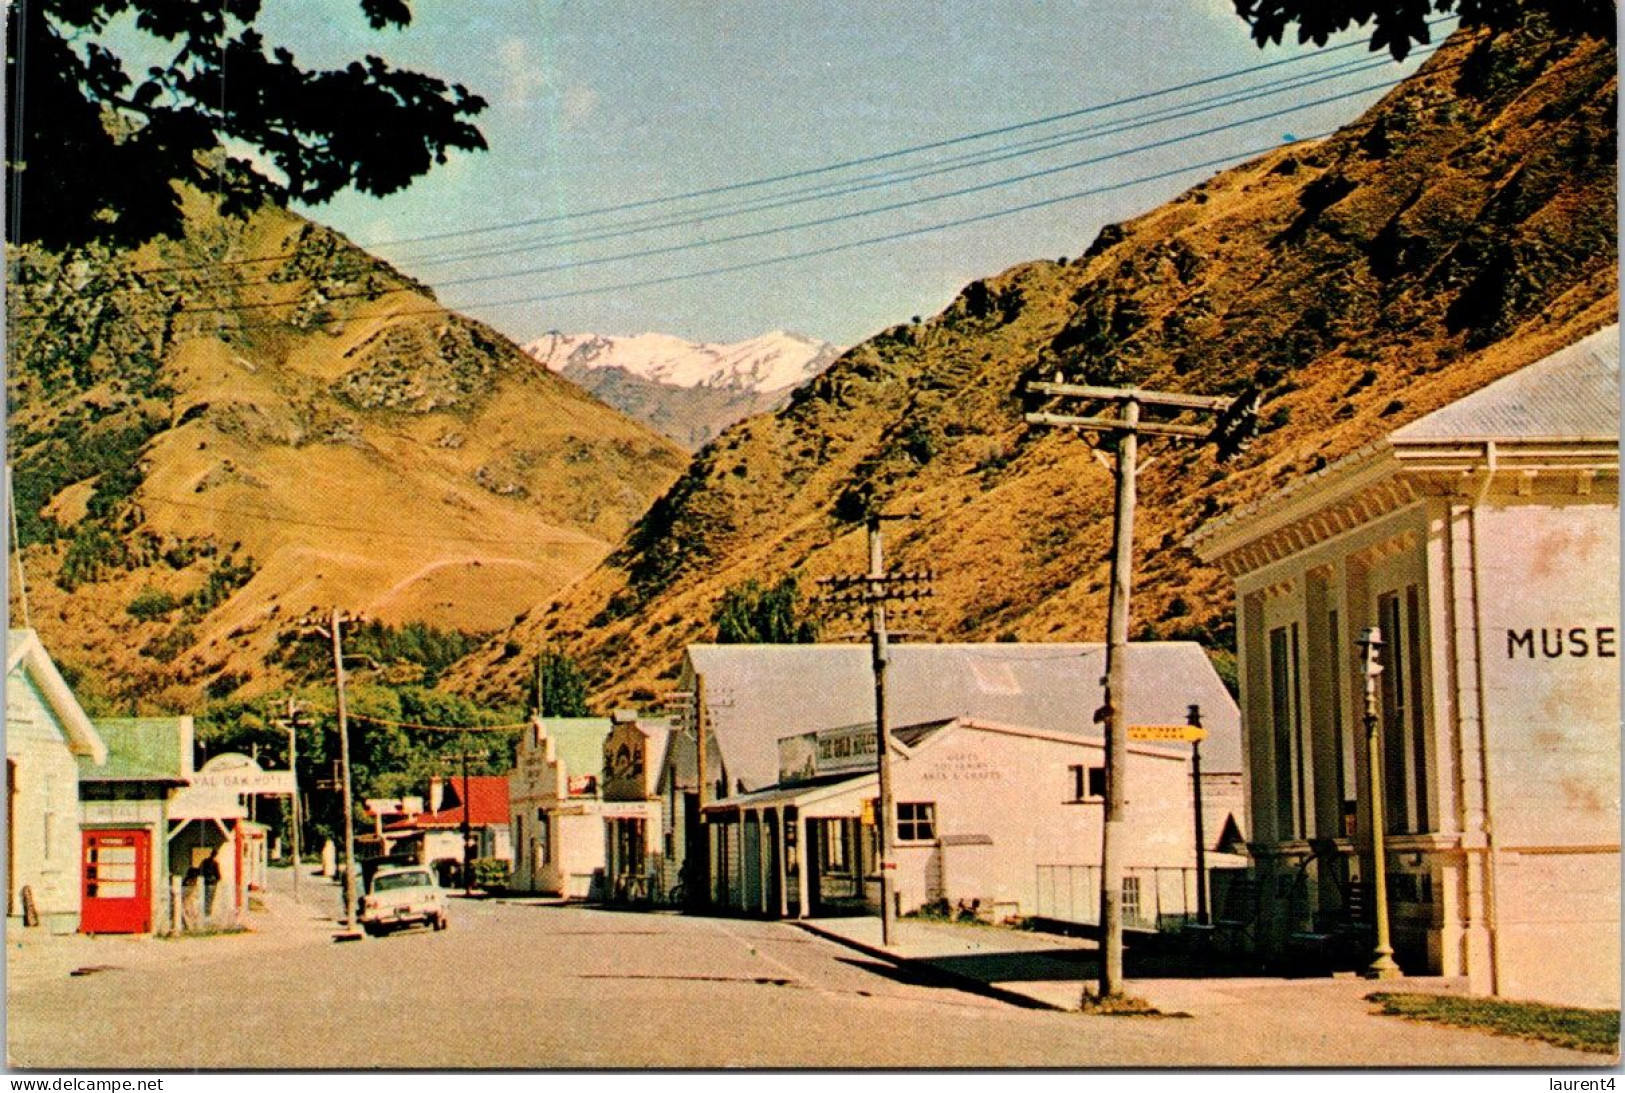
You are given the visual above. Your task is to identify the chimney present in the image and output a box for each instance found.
[429,776,445,813]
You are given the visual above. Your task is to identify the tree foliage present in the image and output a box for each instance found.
[713,576,820,645]
[534,647,593,718]
[6,0,487,249]
[1232,0,1615,60]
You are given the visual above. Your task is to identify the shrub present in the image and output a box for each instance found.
[471,857,509,892]
[127,586,179,621]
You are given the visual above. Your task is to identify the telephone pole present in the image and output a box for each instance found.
[817,512,933,947]
[460,735,475,897]
[301,608,364,937]
[1023,377,1257,998]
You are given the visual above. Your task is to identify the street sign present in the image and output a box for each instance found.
[1128,724,1208,743]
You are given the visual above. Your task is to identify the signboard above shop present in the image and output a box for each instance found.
[779,722,879,786]
[1127,724,1208,743]
[169,752,295,820]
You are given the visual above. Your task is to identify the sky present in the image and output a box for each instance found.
[249,1,1437,348]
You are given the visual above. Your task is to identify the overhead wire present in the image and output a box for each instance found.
[5,47,1462,334]
[151,68,1417,317]
[361,17,1454,253]
[21,42,1410,308]
[391,48,1425,272]
[41,18,1451,281]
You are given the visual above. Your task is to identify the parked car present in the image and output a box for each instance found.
[359,865,448,936]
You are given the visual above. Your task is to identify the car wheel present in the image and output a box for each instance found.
[434,913,447,931]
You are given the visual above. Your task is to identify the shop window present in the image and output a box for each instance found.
[822,822,849,872]
[1122,874,1142,925]
[896,802,936,842]
[537,813,551,866]
[1069,764,1106,801]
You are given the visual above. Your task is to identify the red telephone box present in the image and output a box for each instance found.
[81,830,151,934]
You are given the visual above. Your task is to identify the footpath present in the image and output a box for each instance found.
[6,867,335,990]
[794,915,1614,1067]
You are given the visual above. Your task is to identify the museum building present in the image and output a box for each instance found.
[1192,326,1620,1007]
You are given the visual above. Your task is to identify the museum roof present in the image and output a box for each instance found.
[1393,324,1618,443]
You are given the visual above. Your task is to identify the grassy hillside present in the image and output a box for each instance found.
[7,194,688,709]
[445,19,1616,709]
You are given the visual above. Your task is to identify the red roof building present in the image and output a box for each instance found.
[382,775,513,879]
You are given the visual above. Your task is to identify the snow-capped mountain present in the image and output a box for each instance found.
[525,330,843,395]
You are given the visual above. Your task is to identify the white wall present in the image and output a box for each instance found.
[6,673,86,932]
[1474,501,1620,1008]
[888,723,1195,917]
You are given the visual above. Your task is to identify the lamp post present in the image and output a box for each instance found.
[1358,626,1402,980]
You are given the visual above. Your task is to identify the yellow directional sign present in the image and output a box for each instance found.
[1128,724,1208,743]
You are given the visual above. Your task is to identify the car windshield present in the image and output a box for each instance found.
[373,871,434,892]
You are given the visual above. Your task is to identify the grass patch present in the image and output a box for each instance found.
[1367,992,1620,1055]
[157,925,250,941]
[1078,990,1189,1018]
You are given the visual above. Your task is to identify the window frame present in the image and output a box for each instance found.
[895,801,937,843]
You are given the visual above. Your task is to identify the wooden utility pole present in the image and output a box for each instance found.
[330,608,359,935]
[1023,378,1256,999]
[817,512,933,947]
[461,733,474,897]
[694,672,710,907]
[301,609,363,937]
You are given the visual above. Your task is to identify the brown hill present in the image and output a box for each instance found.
[445,19,1616,712]
[7,195,688,709]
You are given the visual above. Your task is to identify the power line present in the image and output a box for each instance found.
[39,19,1447,282]
[20,128,1334,339]
[140,69,1409,319]
[424,75,1413,294]
[400,49,1423,273]
[15,43,1401,307]
[362,20,1450,253]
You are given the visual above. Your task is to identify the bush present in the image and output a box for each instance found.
[127,586,179,621]
[471,857,509,892]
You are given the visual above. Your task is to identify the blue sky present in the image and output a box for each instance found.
[255,1,1434,347]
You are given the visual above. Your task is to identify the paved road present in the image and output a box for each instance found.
[6,872,1607,1068]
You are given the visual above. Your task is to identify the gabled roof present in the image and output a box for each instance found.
[7,629,107,764]
[1392,324,1618,442]
[1191,325,1620,561]
[388,775,510,830]
[683,642,1241,792]
[82,718,189,784]
[537,717,612,777]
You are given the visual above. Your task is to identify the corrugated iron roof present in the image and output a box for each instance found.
[684,642,1241,792]
[81,718,188,783]
[1393,324,1619,442]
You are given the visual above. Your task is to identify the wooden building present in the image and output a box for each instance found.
[6,630,108,934]
[658,642,1243,917]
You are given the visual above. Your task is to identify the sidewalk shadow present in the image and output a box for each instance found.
[916,946,1274,984]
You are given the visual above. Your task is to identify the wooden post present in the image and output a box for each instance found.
[694,672,710,906]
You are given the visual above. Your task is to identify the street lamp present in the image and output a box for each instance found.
[1357,626,1401,980]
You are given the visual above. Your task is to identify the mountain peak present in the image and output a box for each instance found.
[524,329,844,395]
